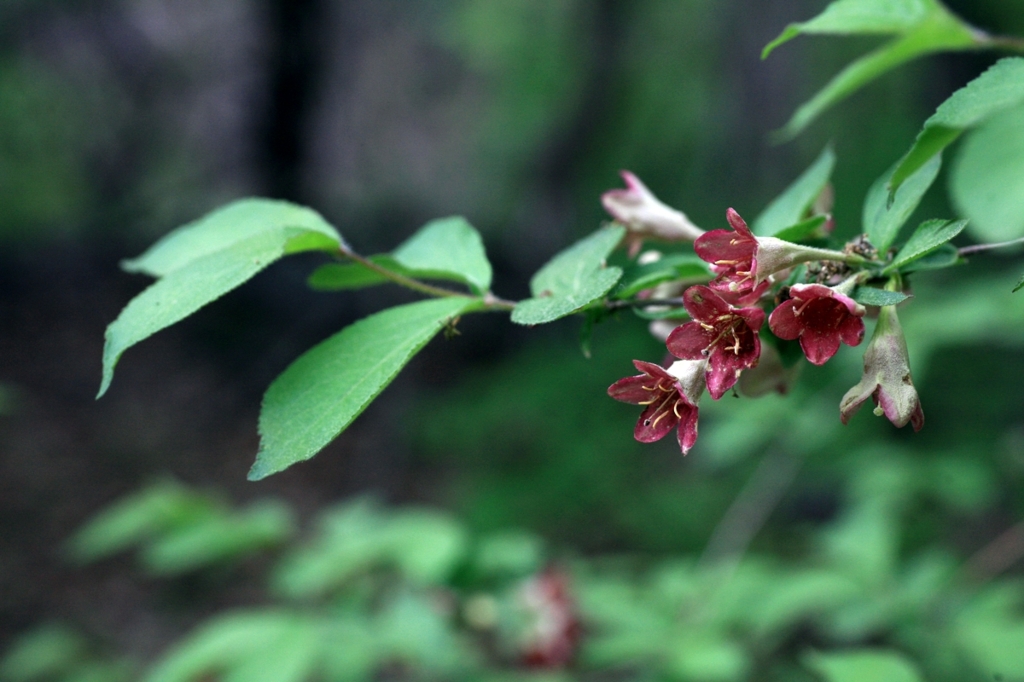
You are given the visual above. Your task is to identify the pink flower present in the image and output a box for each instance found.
[768,283,866,365]
[695,208,860,304]
[601,171,703,254]
[665,285,764,400]
[517,566,581,669]
[694,208,769,303]
[840,304,924,431]
[607,358,706,454]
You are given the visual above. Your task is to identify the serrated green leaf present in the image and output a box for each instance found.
[67,481,217,563]
[1014,273,1024,293]
[951,104,1024,242]
[391,216,492,294]
[762,0,937,58]
[143,611,317,682]
[773,215,830,243]
[251,297,473,480]
[775,17,978,141]
[613,253,709,299]
[753,146,834,236]
[891,57,1024,194]
[511,226,625,325]
[100,226,341,398]
[123,199,341,277]
[885,219,967,273]
[900,243,961,272]
[802,649,923,682]
[852,287,910,306]
[140,500,295,575]
[864,154,941,252]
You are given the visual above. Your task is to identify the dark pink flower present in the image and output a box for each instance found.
[694,208,768,303]
[666,285,764,399]
[768,283,866,365]
[840,304,924,431]
[695,208,858,304]
[607,358,705,454]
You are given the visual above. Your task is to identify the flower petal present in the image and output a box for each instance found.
[666,322,712,360]
[607,374,652,405]
[799,328,842,366]
[634,401,679,442]
[768,300,802,340]
[682,285,731,321]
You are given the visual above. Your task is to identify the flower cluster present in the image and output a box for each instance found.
[604,172,923,455]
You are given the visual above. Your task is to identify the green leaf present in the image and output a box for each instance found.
[891,58,1024,195]
[951,104,1024,242]
[774,18,978,141]
[123,198,341,277]
[100,224,342,398]
[852,286,911,306]
[884,218,967,273]
[0,625,87,682]
[802,649,923,682]
[140,500,295,575]
[307,258,395,291]
[143,611,318,682]
[251,297,473,480]
[391,216,492,294]
[762,0,937,58]
[762,0,983,141]
[66,481,217,563]
[1014,273,1024,293]
[613,253,709,299]
[863,154,941,252]
[667,631,749,682]
[899,243,961,272]
[511,226,625,325]
[473,530,544,577]
[384,509,467,584]
[271,499,388,598]
[752,146,835,236]
[773,215,829,243]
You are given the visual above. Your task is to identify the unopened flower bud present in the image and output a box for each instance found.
[601,171,704,253]
[839,304,923,431]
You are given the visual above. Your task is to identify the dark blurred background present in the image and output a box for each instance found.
[3,0,1024,664]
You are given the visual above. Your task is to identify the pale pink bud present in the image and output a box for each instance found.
[840,304,924,431]
[601,171,704,245]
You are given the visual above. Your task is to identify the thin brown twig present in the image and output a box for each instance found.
[338,245,518,311]
[958,235,1024,256]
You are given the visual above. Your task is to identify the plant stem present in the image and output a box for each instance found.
[958,235,1024,256]
[605,297,686,311]
[981,33,1024,53]
[338,245,517,311]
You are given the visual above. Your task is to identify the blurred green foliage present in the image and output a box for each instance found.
[6,477,1024,680]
